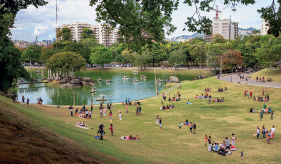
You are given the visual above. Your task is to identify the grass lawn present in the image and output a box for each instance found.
[251,68,281,83]
[2,74,281,163]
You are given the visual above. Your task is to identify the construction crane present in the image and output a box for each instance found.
[213,6,221,20]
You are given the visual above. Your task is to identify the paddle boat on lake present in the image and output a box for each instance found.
[90,88,97,93]
[156,78,163,83]
[96,95,107,101]
[133,78,139,82]
[133,70,138,73]
[141,75,146,79]
[106,79,111,82]
[98,77,102,81]
[122,76,129,80]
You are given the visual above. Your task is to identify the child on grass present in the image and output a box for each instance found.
[205,135,208,146]
[109,124,113,136]
[100,109,102,118]
[126,105,128,113]
[241,150,243,160]
[156,115,159,125]
[178,123,181,129]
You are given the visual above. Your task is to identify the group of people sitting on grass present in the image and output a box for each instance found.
[213,97,225,103]
[204,88,211,92]
[252,95,270,102]
[218,87,227,92]
[207,134,237,156]
[161,104,175,110]
[195,93,210,99]
[168,94,181,101]
[76,121,86,127]
[267,78,272,82]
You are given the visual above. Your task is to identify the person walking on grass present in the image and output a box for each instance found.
[256,126,260,139]
[156,115,159,125]
[126,105,128,113]
[109,124,113,136]
[119,111,122,121]
[159,118,162,130]
[193,123,196,134]
[71,108,73,116]
[241,150,244,160]
[205,135,208,146]
[208,136,212,151]
[139,106,141,116]
[271,110,274,120]
[136,106,139,116]
[262,125,266,138]
[271,125,275,139]
[103,108,106,117]
[225,137,230,150]
[260,110,263,121]
[266,131,270,144]
[189,122,193,134]
[100,109,102,118]
[230,76,232,82]
[262,89,265,96]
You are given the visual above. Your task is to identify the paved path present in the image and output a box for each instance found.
[219,73,281,88]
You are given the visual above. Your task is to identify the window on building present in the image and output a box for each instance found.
[222,23,228,25]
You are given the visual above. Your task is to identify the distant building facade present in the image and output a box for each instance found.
[55,22,121,47]
[261,19,269,36]
[204,17,238,42]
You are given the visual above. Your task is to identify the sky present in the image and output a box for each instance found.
[11,0,274,41]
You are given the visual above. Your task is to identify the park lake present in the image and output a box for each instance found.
[18,69,209,105]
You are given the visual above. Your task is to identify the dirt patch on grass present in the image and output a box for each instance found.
[0,105,107,164]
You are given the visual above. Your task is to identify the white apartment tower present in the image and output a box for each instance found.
[56,22,120,47]
[56,22,91,42]
[204,17,238,42]
[261,19,269,35]
[91,23,120,47]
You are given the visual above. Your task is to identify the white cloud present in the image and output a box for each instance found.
[33,26,49,36]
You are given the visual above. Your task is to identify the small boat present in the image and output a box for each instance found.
[96,95,107,101]
[156,78,163,83]
[141,75,146,79]
[98,77,102,81]
[133,78,139,82]
[36,70,39,73]
[133,70,138,73]
[106,79,111,82]
[90,88,97,93]
[122,76,129,80]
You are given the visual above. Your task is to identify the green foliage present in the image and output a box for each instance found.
[134,52,152,67]
[90,46,112,66]
[89,0,179,52]
[41,45,56,63]
[188,42,206,66]
[82,28,94,39]
[211,34,226,44]
[46,52,86,73]
[168,49,186,66]
[0,38,30,92]
[205,43,224,70]
[109,42,126,62]
[21,45,42,63]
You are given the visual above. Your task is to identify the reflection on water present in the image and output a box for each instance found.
[18,70,196,105]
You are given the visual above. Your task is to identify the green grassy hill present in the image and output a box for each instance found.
[1,75,281,163]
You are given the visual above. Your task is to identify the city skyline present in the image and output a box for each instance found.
[11,0,272,42]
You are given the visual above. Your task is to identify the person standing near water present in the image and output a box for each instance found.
[126,105,128,113]
[71,108,73,116]
[139,106,141,116]
[136,106,139,116]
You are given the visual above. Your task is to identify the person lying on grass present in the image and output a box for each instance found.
[122,135,140,140]
[187,100,192,105]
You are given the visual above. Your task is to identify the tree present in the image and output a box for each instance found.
[82,28,95,39]
[21,45,42,64]
[222,50,244,73]
[41,44,56,63]
[80,38,100,63]
[90,46,112,67]
[168,49,186,69]
[252,30,260,35]
[189,42,206,68]
[62,27,73,41]
[46,52,86,75]
[206,43,224,73]
[134,52,152,68]
[211,34,226,44]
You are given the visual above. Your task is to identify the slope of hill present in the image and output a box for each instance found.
[0,97,107,164]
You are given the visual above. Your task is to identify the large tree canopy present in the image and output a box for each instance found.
[46,52,86,73]
[90,46,112,66]
[88,0,281,52]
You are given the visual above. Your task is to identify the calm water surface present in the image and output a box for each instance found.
[18,69,198,105]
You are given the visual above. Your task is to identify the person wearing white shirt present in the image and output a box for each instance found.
[271,125,275,139]
[119,112,122,121]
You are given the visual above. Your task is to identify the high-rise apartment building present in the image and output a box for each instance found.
[56,22,91,42]
[204,17,238,42]
[261,19,269,35]
[55,22,120,47]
